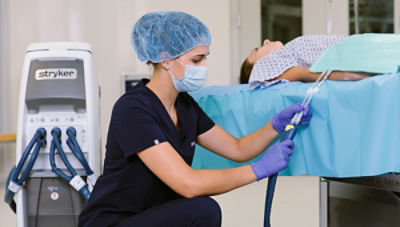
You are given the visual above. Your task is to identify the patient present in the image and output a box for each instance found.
[240,34,369,88]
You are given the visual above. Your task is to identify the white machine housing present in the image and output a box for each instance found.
[15,42,101,227]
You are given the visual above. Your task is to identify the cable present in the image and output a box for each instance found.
[4,166,17,213]
[66,127,96,191]
[51,128,78,176]
[49,127,91,201]
[264,71,331,227]
[50,139,71,182]
[4,128,46,213]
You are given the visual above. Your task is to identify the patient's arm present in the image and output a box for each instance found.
[270,66,369,82]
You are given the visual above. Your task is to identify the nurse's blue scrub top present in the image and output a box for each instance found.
[78,79,215,226]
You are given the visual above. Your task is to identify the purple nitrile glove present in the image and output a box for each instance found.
[271,103,312,133]
[250,140,295,181]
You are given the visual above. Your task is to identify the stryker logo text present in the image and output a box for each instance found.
[35,68,77,80]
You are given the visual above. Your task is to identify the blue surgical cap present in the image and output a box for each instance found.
[132,11,211,63]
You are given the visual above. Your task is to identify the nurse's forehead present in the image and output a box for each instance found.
[185,45,210,56]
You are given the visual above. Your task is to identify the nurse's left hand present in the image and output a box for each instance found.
[250,139,295,181]
[271,103,312,133]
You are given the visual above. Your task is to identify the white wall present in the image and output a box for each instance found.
[0,0,9,132]
[230,0,261,83]
[303,0,349,35]
[7,0,234,162]
[4,1,320,227]
[130,0,233,86]
[0,0,15,182]
[395,0,400,33]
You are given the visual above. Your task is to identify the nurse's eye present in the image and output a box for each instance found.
[192,56,207,64]
[192,58,201,64]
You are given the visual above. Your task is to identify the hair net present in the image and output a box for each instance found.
[132,11,211,63]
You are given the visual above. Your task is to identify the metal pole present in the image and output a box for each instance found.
[354,0,360,34]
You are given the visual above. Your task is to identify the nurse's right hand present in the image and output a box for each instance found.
[249,140,294,181]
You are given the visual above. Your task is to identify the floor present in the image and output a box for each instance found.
[213,176,319,227]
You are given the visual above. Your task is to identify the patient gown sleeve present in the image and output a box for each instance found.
[249,34,347,89]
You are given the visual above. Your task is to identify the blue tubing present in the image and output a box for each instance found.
[49,127,91,201]
[264,126,298,227]
[66,127,94,175]
[264,174,277,227]
[51,128,77,176]
[5,128,46,213]
[12,128,46,185]
[67,139,94,175]
[79,187,91,200]
[18,139,45,182]
[50,140,71,182]
[4,166,17,213]
[50,141,91,201]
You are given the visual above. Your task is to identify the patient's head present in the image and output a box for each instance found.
[240,39,283,83]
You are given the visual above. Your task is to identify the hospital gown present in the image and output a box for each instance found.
[249,34,347,89]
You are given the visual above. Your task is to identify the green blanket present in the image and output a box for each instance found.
[310,33,400,74]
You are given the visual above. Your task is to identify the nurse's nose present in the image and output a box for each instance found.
[263,39,270,46]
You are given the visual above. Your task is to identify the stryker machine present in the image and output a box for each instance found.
[4,42,101,227]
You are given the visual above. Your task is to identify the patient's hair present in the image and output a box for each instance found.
[239,57,254,84]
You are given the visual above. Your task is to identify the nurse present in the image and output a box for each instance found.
[78,11,312,227]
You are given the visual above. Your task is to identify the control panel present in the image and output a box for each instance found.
[26,112,88,172]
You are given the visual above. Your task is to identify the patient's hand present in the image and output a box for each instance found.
[329,71,370,81]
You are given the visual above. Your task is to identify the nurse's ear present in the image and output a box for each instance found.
[160,60,171,71]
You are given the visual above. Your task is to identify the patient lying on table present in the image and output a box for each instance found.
[240,34,370,88]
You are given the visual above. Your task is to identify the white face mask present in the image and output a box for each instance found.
[167,59,208,92]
